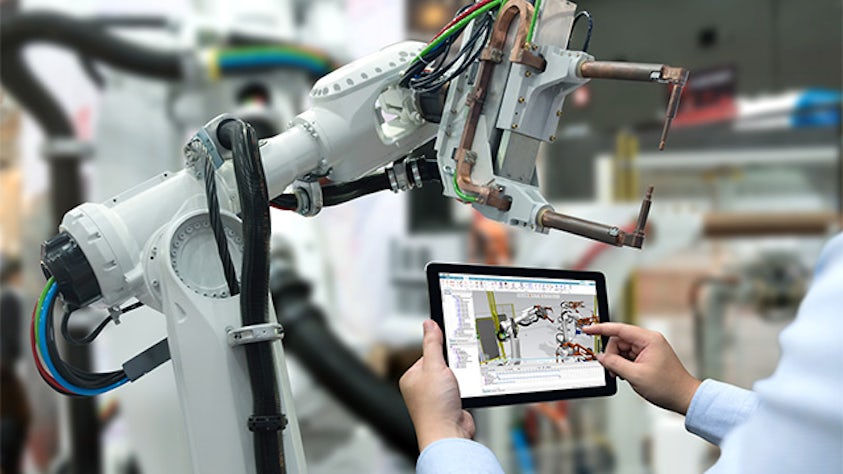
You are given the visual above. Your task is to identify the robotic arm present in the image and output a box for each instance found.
[35,2,688,473]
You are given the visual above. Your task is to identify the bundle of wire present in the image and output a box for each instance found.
[399,0,502,93]
[30,278,129,396]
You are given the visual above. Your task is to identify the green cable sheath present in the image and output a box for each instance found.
[453,172,478,203]
[411,0,503,66]
[33,277,54,352]
[526,0,542,44]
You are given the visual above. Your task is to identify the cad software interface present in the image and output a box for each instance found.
[439,273,606,397]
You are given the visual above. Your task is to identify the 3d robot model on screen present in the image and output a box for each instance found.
[24,1,688,473]
[555,300,599,363]
[495,304,555,362]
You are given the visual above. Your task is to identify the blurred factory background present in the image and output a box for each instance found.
[0,0,840,473]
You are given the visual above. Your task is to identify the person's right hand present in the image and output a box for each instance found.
[582,323,701,415]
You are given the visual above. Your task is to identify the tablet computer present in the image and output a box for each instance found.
[426,262,616,408]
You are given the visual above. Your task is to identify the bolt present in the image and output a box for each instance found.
[511,124,519,129]
[556,110,562,117]
[151,279,159,288]
[549,135,557,142]
[518,97,525,103]
[443,165,454,174]
[525,71,532,77]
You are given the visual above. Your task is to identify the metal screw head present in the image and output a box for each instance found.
[511,124,519,129]
[549,135,557,142]
[556,110,562,117]
[151,279,159,288]
[443,165,454,174]
[518,97,525,103]
[525,71,532,77]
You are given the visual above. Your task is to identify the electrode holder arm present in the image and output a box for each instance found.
[578,61,689,150]
[538,186,654,248]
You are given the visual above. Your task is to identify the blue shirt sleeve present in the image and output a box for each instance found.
[690,232,843,472]
[416,438,504,474]
[684,379,759,445]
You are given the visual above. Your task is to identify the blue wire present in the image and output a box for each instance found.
[219,55,331,76]
[38,283,128,396]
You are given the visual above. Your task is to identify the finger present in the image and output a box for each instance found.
[460,410,476,439]
[583,323,652,346]
[605,337,621,356]
[399,358,424,392]
[596,352,639,382]
[421,320,446,369]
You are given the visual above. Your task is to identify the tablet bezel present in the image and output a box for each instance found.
[426,262,617,408]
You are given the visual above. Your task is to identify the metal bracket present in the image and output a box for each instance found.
[41,138,94,159]
[227,322,285,347]
[292,180,323,217]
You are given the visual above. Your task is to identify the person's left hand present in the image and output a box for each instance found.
[399,320,475,452]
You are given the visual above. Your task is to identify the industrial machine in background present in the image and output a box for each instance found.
[16,1,694,473]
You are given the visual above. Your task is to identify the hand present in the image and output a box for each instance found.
[399,320,476,452]
[583,322,701,415]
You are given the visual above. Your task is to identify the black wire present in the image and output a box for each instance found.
[204,157,241,296]
[400,2,490,91]
[61,302,144,346]
[44,295,126,391]
[218,119,284,474]
[270,159,441,210]
[407,11,494,93]
[567,11,593,52]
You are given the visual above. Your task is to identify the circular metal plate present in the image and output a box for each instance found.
[170,213,243,298]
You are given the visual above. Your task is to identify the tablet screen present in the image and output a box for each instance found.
[435,270,608,400]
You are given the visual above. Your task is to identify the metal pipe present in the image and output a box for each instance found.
[539,209,627,246]
[579,61,665,82]
[579,61,689,150]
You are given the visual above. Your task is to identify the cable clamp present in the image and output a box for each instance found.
[107,306,123,325]
[292,180,323,217]
[387,159,422,193]
[408,157,424,189]
[248,413,287,432]
[227,322,285,347]
[41,138,94,160]
[481,47,504,63]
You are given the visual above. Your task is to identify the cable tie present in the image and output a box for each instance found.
[248,414,287,432]
[41,138,94,160]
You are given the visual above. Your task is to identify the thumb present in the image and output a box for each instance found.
[597,352,638,381]
[422,320,446,369]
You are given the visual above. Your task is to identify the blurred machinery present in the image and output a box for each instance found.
[12,1,700,473]
[691,252,809,380]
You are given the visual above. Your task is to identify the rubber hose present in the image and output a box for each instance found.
[220,119,285,474]
[270,159,442,210]
[270,272,419,461]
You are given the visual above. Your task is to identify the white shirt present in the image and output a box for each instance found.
[417,233,843,473]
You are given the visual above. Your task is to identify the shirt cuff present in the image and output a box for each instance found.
[685,379,760,446]
[416,438,504,474]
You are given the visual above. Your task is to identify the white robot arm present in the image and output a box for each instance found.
[36,2,689,473]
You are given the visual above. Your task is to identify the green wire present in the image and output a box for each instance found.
[453,172,479,203]
[526,0,542,44]
[411,0,503,66]
[33,277,55,352]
